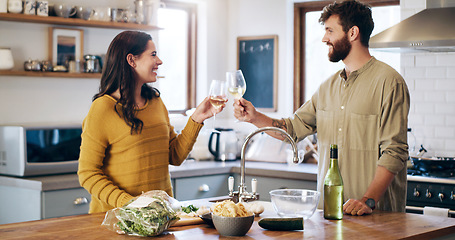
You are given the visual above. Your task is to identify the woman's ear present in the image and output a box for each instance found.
[126,53,136,68]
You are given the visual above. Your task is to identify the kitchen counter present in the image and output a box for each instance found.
[1,201,455,240]
[0,160,318,191]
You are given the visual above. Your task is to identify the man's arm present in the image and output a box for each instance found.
[233,98,288,140]
[342,166,395,215]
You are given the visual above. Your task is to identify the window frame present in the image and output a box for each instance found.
[293,0,399,111]
[161,1,198,114]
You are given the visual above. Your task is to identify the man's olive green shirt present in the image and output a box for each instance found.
[284,57,410,212]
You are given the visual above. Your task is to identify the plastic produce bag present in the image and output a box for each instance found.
[102,190,179,237]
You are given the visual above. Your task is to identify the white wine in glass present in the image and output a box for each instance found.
[208,79,228,131]
[226,70,247,100]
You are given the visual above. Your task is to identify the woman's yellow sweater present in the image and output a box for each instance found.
[78,95,203,213]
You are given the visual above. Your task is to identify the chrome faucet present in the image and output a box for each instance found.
[228,127,299,202]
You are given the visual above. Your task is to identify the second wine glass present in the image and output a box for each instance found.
[226,69,247,100]
[208,79,228,131]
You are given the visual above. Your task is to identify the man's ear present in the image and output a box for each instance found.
[349,26,360,42]
[126,53,136,68]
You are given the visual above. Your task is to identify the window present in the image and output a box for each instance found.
[153,2,197,113]
[294,1,400,109]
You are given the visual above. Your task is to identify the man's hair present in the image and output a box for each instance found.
[319,0,374,47]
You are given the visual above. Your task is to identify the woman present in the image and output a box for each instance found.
[78,31,223,213]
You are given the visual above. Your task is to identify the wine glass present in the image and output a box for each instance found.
[226,70,247,122]
[208,79,228,132]
[226,70,247,100]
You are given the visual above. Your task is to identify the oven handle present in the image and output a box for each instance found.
[406,206,455,217]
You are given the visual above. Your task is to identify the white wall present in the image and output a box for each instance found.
[401,0,455,156]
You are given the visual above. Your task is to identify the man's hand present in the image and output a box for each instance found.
[233,98,257,123]
[343,198,373,216]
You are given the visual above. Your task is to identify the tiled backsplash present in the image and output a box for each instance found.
[401,0,455,156]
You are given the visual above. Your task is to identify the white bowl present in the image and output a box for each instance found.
[269,189,320,219]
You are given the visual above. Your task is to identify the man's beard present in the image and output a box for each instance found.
[327,34,351,62]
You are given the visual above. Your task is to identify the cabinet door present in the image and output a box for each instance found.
[232,174,317,201]
[174,174,229,201]
[42,188,91,219]
[0,185,41,224]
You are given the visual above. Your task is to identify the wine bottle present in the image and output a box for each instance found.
[323,144,344,220]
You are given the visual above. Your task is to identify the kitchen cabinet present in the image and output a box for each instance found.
[0,12,160,79]
[0,184,90,224]
[173,174,230,201]
[231,174,317,201]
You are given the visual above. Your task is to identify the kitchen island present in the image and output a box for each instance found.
[1,205,455,240]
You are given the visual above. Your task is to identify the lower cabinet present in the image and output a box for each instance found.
[231,174,317,201]
[42,188,91,219]
[172,173,317,202]
[0,185,90,224]
[173,174,230,201]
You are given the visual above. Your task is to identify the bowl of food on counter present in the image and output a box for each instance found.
[210,200,255,236]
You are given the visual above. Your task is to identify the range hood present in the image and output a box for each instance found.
[370,0,455,52]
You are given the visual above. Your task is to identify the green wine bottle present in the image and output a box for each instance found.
[323,144,344,220]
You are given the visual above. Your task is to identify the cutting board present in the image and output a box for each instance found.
[171,216,204,227]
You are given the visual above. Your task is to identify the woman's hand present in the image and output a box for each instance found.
[233,98,257,123]
[191,97,225,124]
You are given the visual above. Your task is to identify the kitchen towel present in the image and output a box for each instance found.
[423,206,449,217]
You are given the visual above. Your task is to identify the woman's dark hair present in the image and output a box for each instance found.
[93,30,160,134]
[319,0,374,47]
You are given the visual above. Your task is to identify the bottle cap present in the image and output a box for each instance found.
[330,144,338,159]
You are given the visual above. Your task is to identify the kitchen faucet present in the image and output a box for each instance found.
[228,127,300,202]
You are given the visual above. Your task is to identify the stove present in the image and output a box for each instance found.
[406,172,455,218]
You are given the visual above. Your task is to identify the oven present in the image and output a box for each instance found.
[406,156,455,218]
[407,175,455,218]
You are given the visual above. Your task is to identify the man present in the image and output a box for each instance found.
[233,0,409,216]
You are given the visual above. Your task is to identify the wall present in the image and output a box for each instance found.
[400,0,455,156]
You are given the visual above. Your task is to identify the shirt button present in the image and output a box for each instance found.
[338,128,342,132]
[341,106,345,110]
[343,84,346,87]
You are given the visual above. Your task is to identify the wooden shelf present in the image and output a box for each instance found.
[0,70,101,79]
[0,13,162,30]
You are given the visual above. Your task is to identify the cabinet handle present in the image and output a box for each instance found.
[198,184,210,192]
[73,197,89,205]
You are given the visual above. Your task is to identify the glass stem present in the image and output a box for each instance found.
[213,112,216,131]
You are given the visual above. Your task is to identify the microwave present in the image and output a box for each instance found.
[0,124,82,177]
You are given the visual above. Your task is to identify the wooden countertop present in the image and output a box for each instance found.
[2,209,455,239]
